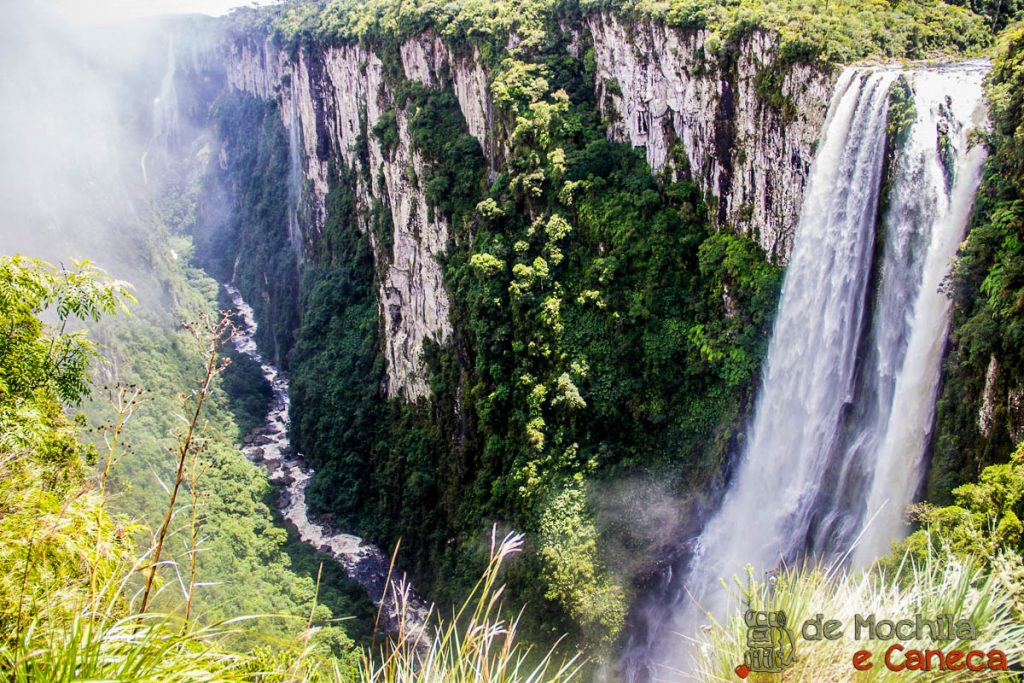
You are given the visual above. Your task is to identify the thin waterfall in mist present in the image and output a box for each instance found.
[141,35,179,185]
[286,72,304,261]
[628,62,988,680]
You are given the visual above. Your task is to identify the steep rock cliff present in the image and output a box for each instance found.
[223,16,835,398]
[588,14,835,261]
[227,36,463,400]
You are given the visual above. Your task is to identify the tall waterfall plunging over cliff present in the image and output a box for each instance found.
[286,74,305,262]
[627,63,988,680]
[141,36,179,186]
[849,67,988,564]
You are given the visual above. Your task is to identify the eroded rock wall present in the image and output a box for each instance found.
[226,35,493,400]
[223,16,837,398]
[588,14,836,261]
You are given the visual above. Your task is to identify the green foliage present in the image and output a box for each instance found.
[372,110,400,152]
[929,25,1024,501]
[947,0,1024,30]
[753,68,796,120]
[88,238,374,647]
[2,612,260,683]
[358,531,582,683]
[246,2,788,649]
[903,441,1024,572]
[0,257,133,412]
[291,265,382,527]
[219,343,274,436]
[405,85,487,221]
[886,76,916,145]
[0,245,577,682]
[289,168,383,530]
[289,171,453,585]
[238,0,994,67]
[0,257,135,639]
[538,485,626,648]
[659,0,992,63]
[408,34,781,644]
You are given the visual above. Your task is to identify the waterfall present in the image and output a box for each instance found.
[141,35,179,185]
[627,62,988,679]
[850,66,988,564]
[286,73,305,261]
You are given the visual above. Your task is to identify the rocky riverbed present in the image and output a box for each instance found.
[225,283,430,637]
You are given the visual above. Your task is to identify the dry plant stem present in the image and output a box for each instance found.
[99,385,144,496]
[308,561,324,632]
[373,538,402,646]
[91,384,143,610]
[140,316,227,615]
[184,450,208,623]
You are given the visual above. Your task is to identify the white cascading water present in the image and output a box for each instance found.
[224,283,429,637]
[286,74,305,261]
[141,36,179,185]
[851,66,988,563]
[632,62,988,679]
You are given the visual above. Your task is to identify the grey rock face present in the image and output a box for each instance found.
[224,17,837,399]
[588,14,836,261]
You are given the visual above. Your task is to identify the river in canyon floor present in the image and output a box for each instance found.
[225,283,429,637]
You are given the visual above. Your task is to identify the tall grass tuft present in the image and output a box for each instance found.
[1,611,256,682]
[692,547,1024,682]
[355,528,582,683]
[0,527,584,683]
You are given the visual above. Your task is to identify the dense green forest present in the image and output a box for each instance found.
[0,231,375,673]
[215,0,790,650]
[930,24,1024,504]
[86,238,376,645]
[254,0,997,61]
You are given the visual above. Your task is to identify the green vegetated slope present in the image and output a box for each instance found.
[206,0,1007,657]
[258,0,995,61]
[0,257,575,683]
[929,24,1024,503]
[0,113,374,679]
[88,122,375,646]
[86,235,375,647]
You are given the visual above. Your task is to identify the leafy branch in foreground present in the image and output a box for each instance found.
[0,255,136,640]
[0,256,133,415]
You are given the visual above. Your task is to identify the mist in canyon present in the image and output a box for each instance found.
[0,1,223,289]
